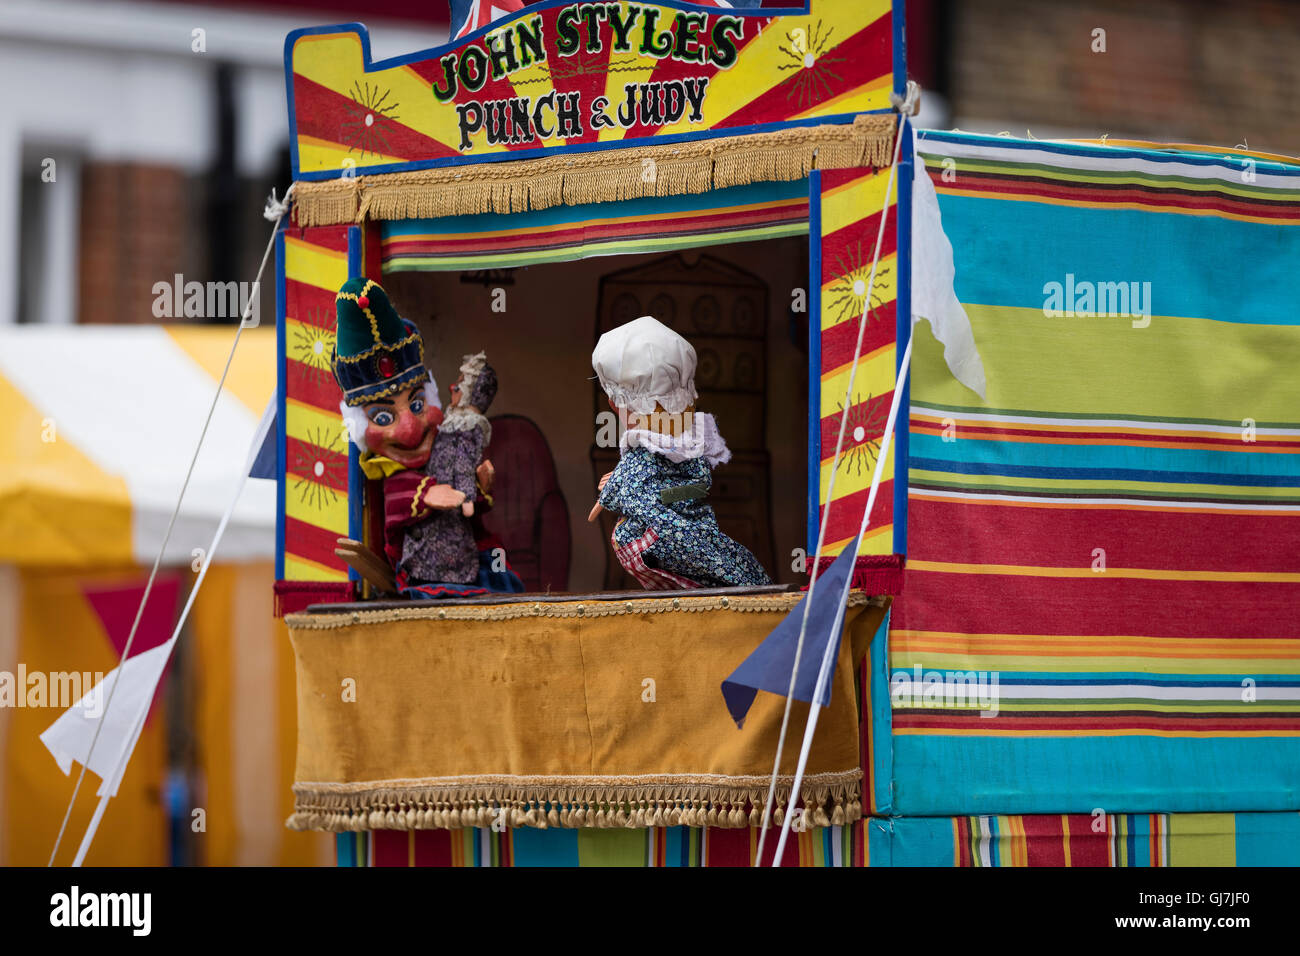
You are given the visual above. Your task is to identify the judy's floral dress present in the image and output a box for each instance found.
[598,431,771,589]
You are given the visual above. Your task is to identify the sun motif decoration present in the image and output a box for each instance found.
[291,306,335,387]
[777,20,845,112]
[341,81,400,158]
[836,391,890,478]
[293,427,347,511]
[826,239,892,326]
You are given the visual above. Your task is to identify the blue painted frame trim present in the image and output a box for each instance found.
[806,170,822,559]
[892,117,911,558]
[283,0,897,180]
[274,229,288,581]
[345,226,365,583]
[891,0,906,98]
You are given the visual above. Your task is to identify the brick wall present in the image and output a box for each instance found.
[947,0,1300,156]
[77,162,192,325]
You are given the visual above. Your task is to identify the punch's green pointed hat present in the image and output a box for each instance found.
[331,278,428,406]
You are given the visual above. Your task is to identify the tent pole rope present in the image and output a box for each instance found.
[772,334,913,864]
[48,185,294,866]
[754,106,909,867]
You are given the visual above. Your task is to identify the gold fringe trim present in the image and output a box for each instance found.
[286,771,863,833]
[293,115,896,227]
[285,591,884,630]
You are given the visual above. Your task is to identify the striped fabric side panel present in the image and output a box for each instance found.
[891,132,1300,814]
[816,165,898,559]
[381,181,809,272]
[282,227,353,582]
[357,825,856,866]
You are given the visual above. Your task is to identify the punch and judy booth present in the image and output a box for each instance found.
[274,0,1300,866]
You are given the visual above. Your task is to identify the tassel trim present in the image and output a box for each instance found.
[286,591,886,630]
[292,116,896,227]
[287,771,863,833]
[808,554,905,596]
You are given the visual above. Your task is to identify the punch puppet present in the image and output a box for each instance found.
[589,315,771,590]
[332,278,522,598]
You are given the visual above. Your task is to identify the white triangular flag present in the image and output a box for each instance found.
[911,134,987,399]
[40,638,175,797]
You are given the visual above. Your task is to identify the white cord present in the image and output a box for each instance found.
[47,183,294,866]
[754,105,910,866]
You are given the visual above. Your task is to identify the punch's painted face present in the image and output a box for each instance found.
[362,384,442,468]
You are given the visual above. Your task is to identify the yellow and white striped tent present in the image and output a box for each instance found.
[0,325,330,865]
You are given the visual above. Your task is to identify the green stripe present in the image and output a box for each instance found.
[908,472,1300,503]
[912,305,1300,423]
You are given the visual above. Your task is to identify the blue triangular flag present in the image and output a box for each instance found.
[247,399,277,481]
[721,534,861,728]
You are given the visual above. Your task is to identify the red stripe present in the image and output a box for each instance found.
[285,225,351,255]
[413,829,450,866]
[820,206,898,289]
[705,828,751,867]
[819,392,895,460]
[286,358,346,417]
[908,497,1300,574]
[284,515,346,567]
[954,817,971,866]
[1065,815,1111,866]
[371,829,407,867]
[286,437,349,492]
[721,16,893,131]
[819,302,898,371]
[937,170,1300,221]
[292,73,459,162]
[1022,814,1068,866]
[895,571,1300,640]
[817,480,894,548]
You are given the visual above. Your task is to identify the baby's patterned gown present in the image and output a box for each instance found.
[598,445,771,589]
[401,426,484,585]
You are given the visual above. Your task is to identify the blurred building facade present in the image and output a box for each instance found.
[909,0,1300,156]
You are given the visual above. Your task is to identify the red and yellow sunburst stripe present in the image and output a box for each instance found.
[283,227,353,582]
[288,1,894,175]
[817,165,898,558]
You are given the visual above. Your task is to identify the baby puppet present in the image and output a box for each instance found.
[589,315,771,590]
[401,352,498,586]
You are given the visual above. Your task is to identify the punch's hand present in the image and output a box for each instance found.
[587,501,604,522]
[476,459,495,494]
[462,500,475,517]
[425,484,467,510]
[597,471,613,492]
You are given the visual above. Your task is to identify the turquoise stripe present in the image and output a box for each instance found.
[871,611,893,814]
[935,193,1300,325]
[911,432,1300,481]
[511,827,579,866]
[888,817,953,866]
[382,179,807,239]
[894,737,1300,816]
[1234,812,1300,865]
